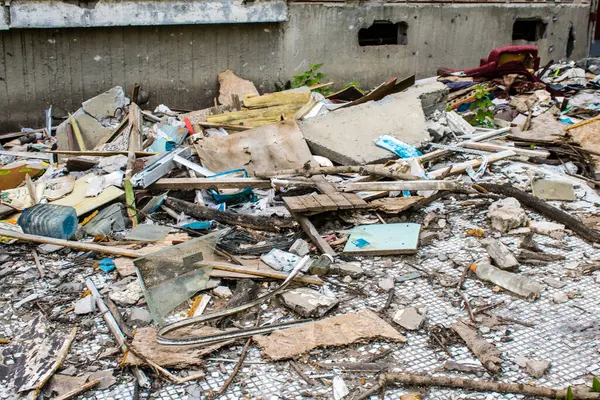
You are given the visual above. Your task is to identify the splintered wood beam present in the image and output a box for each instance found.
[152,177,272,190]
[343,180,464,192]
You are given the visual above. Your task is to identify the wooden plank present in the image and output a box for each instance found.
[341,193,368,207]
[344,181,465,192]
[205,261,323,285]
[312,194,338,211]
[327,193,354,209]
[310,175,338,196]
[45,150,157,157]
[152,177,272,190]
[463,142,550,158]
[294,214,336,256]
[242,92,310,109]
[283,196,308,213]
[296,195,324,212]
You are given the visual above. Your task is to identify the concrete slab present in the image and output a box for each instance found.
[299,84,446,165]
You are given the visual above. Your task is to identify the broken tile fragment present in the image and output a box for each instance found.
[483,238,519,270]
[213,286,233,299]
[74,295,96,315]
[129,307,152,326]
[552,292,569,303]
[488,198,528,233]
[392,307,427,330]
[525,359,551,378]
[289,239,310,256]
[530,221,565,240]
[329,261,364,278]
[378,277,395,291]
[279,287,339,318]
[109,280,143,306]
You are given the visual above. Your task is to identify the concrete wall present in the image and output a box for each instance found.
[0,1,592,132]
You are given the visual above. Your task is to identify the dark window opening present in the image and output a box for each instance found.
[566,25,575,58]
[512,18,547,42]
[359,20,408,46]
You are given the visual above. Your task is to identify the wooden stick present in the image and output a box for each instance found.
[417,128,511,164]
[255,165,419,181]
[0,229,144,258]
[32,327,78,397]
[44,150,157,157]
[0,150,53,161]
[165,197,296,232]
[294,214,336,256]
[205,261,323,285]
[53,379,101,400]
[354,373,600,400]
[32,249,44,278]
[343,180,464,192]
[452,320,502,374]
[462,142,549,158]
[0,128,45,142]
[564,114,600,131]
[152,177,272,190]
[428,150,516,178]
[197,121,252,131]
[68,113,87,151]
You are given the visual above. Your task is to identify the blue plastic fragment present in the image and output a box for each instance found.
[375,135,422,158]
[351,238,371,248]
[98,258,116,273]
[182,221,214,231]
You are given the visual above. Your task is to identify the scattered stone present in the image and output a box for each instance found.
[514,355,529,368]
[129,307,152,326]
[530,221,565,240]
[279,288,339,318]
[525,359,551,378]
[217,70,259,106]
[437,219,447,228]
[488,198,528,233]
[419,231,440,245]
[213,286,233,299]
[74,295,96,315]
[330,262,364,278]
[483,238,519,270]
[205,279,222,290]
[552,292,569,303]
[378,277,395,291]
[342,276,353,283]
[109,280,143,306]
[289,239,310,256]
[60,366,78,376]
[543,277,566,289]
[0,254,9,263]
[479,326,491,334]
[332,375,349,400]
[393,307,427,330]
[37,243,64,254]
[436,253,448,262]
[465,237,478,248]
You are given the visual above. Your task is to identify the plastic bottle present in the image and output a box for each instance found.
[471,262,542,299]
[18,204,78,240]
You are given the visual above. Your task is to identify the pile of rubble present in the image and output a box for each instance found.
[1,46,600,400]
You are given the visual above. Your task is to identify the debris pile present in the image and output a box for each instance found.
[1,47,600,399]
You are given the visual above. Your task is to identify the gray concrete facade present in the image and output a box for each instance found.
[0,1,592,131]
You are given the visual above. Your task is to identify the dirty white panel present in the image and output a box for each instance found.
[9,0,288,28]
[0,6,7,30]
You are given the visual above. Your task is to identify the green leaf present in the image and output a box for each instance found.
[310,63,323,71]
[592,377,600,392]
[566,386,573,400]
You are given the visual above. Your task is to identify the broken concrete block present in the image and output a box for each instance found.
[543,277,566,288]
[342,276,353,283]
[378,277,395,291]
[217,70,259,106]
[488,198,528,233]
[289,238,310,256]
[392,307,427,330]
[552,292,569,303]
[525,359,551,378]
[82,86,130,125]
[37,243,64,254]
[109,280,143,306]
[279,287,339,318]
[530,221,565,240]
[299,90,432,165]
[88,369,117,390]
[409,82,450,117]
[213,286,233,299]
[329,261,364,278]
[129,307,152,326]
[74,295,96,315]
[483,238,519,270]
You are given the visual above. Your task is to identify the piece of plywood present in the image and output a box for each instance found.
[124,327,234,368]
[343,223,421,255]
[51,174,124,216]
[193,120,314,175]
[242,92,310,109]
[253,310,406,360]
